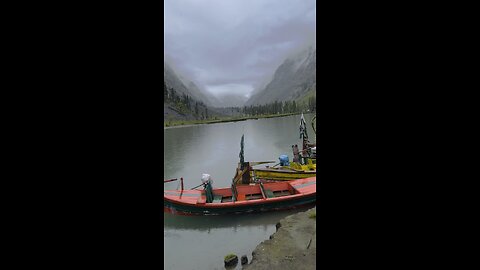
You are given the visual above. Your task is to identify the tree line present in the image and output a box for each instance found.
[164,81,210,120]
[165,81,316,120]
[242,97,316,116]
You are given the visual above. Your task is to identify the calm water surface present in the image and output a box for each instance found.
[164,114,316,270]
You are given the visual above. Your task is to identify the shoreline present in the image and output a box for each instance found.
[164,112,313,129]
[243,207,316,270]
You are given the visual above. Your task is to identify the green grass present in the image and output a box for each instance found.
[309,211,316,219]
[224,253,237,261]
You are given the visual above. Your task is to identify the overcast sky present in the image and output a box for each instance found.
[164,0,316,98]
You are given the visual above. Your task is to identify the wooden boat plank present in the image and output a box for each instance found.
[264,189,275,198]
[197,195,206,204]
[236,193,246,201]
[213,195,223,203]
[273,190,291,197]
[164,190,203,205]
[290,177,316,194]
[262,182,290,191]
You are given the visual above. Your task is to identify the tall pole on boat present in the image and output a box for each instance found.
[311,115,316,135]
[231,134,246,200]
[299,113,311,164]
[300,113,308,141]
[239,134,245,169]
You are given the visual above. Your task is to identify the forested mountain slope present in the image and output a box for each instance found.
[246,46,316,106]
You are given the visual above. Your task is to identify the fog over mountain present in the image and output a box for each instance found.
[246,45,316,106]
[164,0,316,107]
[164,62,218,107]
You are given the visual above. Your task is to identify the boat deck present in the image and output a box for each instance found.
[164,177,316,208]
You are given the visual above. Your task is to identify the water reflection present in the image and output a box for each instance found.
[164,114,316,270]
[164,205,313,231]
[164,114,316,190]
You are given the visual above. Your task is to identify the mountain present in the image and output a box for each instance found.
[214,93,249,108]
[176,73,223,107]
[164,62,218,107]
[164,62,230,122]
[246,46,316,106]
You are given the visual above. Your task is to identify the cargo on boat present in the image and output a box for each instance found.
[252,167,315,181]
[251,157,316,182]
[240,113,317,182]
[164,177,316,215]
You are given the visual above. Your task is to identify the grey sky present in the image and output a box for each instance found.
[164,0,316,98]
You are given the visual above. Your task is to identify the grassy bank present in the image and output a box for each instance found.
[164,112,303,128]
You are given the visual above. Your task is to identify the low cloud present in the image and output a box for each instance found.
[205,84,254,98]
[164,0,316,98]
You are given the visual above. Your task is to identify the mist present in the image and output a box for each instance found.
[164,0,316,105]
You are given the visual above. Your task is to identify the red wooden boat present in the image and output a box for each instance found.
[164,177,316,215]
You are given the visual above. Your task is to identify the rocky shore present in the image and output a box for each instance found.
[243,207,316,270]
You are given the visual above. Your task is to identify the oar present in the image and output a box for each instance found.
[190,183,205,190]
[164,178,178,183]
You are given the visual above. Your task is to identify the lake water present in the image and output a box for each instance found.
[164,113,316,270]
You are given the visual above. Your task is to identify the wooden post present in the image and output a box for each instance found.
[180,177,184,191]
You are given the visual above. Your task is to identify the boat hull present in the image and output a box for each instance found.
[164,177,317,215]
[164,193,316,215]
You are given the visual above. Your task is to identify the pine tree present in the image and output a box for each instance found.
[164,81,168,100]
[170,88,176,103]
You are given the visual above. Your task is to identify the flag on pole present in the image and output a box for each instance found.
[299,113,308,140]
[239,134,244,164]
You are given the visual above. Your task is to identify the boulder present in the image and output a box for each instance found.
[241,255,248,265]
[224,254,238,267]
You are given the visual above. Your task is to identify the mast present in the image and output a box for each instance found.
[299,113,310,163]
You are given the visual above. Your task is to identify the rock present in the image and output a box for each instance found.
[275,222,282,231]
[224,254,238,267]
[241,255,248,265]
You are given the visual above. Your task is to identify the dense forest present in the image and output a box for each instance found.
[164,81,316,121]
[164,81,211,120]
[241,97,316,116]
